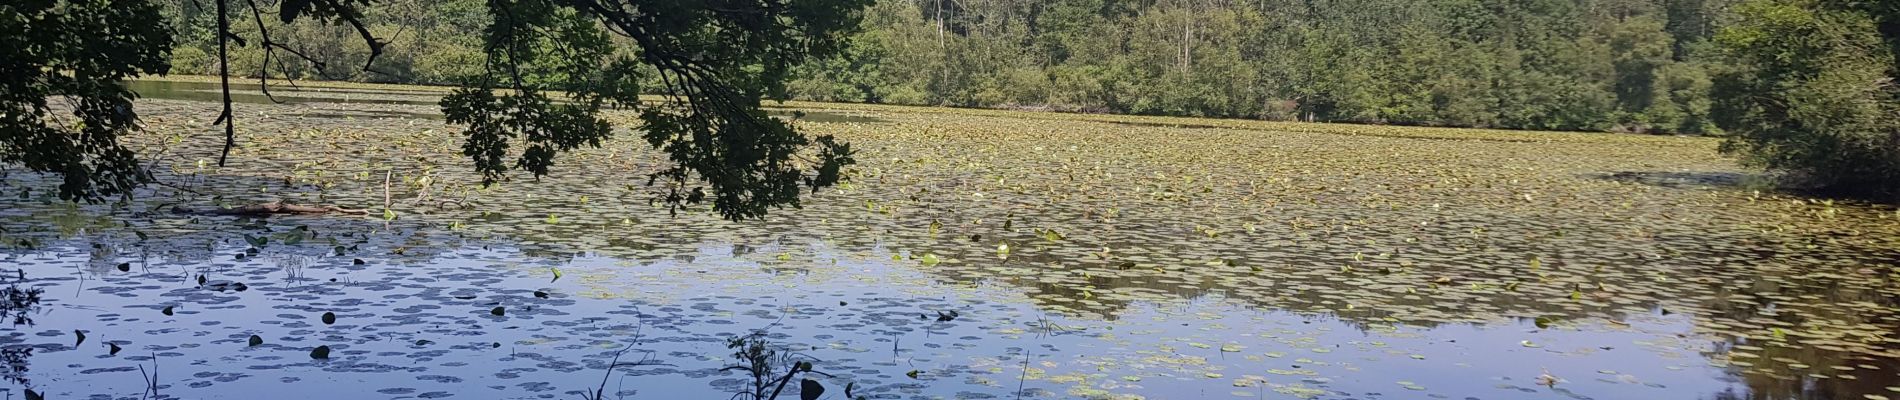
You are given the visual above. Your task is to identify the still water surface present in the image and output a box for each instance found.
[0,80,1893,399]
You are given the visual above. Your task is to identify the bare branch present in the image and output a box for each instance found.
[313,0,387,72]
[242,0,287,104]
[215,0,237,167]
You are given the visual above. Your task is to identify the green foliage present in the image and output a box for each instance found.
[152,0,1748,135]
[781,0,1727,133]
[170,46,216,76]
[442,0,865,221]
[720,332,857,400]
[1712,0,1900,197]
[1,0,173,200]
[6,0,863,221]
[440,1,628,182]
[14,0,1898,208]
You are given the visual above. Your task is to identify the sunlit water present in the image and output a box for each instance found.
[0,236,1744,400]
[0,80,1894,399]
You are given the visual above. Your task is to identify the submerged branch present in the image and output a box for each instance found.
[171,200,371,216]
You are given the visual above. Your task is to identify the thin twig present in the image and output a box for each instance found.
[382,170,392,211]
[138,363,152,400]
[241,0,287,104]
[1015,348,1030,400]
[581,344,632,400]
[582,307,646,400]
[762,366,801,400]
[137,351,161,398]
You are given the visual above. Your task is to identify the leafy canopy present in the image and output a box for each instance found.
[442,0,865,221]
[1,0,173,201]
[1712,0,1900,197]
[3,0,867,220]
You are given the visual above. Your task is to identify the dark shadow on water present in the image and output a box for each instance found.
[1591,171,1762,189]
[1597,170,1900,205]
[1100,120,1228,130]
[126,80,442,106]
[1100,119,1546,142]
[128,80,888,123]
[765,109,885,124]
[300,110,444,120]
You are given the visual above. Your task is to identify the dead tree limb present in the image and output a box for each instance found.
[171,200,371,216]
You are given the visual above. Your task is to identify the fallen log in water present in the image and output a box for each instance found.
[171,200,372,216]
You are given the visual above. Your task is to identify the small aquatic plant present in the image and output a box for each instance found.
[1,271,44,326]
[722,332,861,400]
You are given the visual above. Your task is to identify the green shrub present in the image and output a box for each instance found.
[168,46,213,76]
[1712,0,1900,198]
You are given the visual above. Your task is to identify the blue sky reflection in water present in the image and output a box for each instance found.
[6,238,1737,399]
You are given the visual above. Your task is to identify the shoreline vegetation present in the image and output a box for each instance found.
[133,75,1715,145]
[139,74,1852,201]
[150,0,1900,199]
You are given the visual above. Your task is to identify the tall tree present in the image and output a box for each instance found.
[1712,0,1900,197]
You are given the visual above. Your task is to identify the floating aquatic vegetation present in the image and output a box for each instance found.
[720,332,861,400]
[0,80,1892,399]
[0,277,42,326]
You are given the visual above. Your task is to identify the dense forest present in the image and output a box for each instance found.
[154,0,1899,195]
[800,0,1734,134]
[163,0,1734,134]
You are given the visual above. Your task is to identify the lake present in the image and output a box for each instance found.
[0,78,1895,400]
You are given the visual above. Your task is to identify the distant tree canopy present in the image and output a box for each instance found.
[4,0,866,220]
[764,0,1736,135]
[167,0,1740,134]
